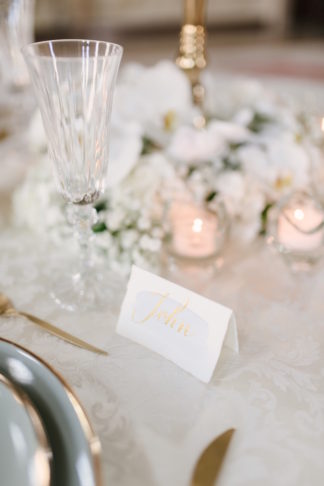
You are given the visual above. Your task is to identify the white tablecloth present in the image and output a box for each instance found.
[0,229,323,486]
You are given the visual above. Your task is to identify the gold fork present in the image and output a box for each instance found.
[0,293,108,356]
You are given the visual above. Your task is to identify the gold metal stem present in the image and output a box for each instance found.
[184,0,205,25]
[176,0,207,109]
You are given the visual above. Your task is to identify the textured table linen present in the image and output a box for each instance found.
[0,230,323,486]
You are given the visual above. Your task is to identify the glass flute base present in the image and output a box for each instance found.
[49,264,125,312]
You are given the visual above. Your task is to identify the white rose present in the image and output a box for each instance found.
[106,120,143,188]
[113,61,193,145]
[208,120,250,144]
[168,125,226,164]
[214,171,265,221]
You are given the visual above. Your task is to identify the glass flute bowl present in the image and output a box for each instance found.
[22,39,123,310]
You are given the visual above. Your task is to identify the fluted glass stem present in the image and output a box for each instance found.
[68,205,97,283]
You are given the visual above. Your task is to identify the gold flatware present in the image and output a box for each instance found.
[0,293,108,356]
[191,428,235,486]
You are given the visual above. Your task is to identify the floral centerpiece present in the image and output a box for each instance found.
[13,61,324,274]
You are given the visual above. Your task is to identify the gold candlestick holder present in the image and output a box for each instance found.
[176,0,207,109]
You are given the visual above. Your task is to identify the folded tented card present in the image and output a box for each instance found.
[116,266,239,383]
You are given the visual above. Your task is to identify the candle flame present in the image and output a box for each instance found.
[321,118,324,132]
[294,208,304,221]
[192,218,203,233]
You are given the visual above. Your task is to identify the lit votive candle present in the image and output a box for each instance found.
[169,201,222,259]
[277,196,324,252]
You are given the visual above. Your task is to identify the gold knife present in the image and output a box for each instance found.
[21,311,108,356]
[0,293,108,356]
[191,428,235,486]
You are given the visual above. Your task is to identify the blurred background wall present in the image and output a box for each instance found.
[34,0,323,39]
[32,0,324,81]
[35,0,290,33]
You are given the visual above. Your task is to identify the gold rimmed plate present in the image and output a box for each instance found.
[0,338,102,486]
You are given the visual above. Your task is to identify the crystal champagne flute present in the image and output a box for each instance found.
[22,39,123,310]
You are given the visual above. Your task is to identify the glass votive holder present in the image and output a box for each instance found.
[267,191,324,272]
[165,199,228,261]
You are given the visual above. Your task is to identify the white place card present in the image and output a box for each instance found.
[116,266,239,383]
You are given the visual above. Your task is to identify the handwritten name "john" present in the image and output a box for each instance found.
[132,293,192,337]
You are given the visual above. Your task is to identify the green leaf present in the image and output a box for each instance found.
[92,221,107,233]
[248,112,273,133]
[94,200,108,212]
[260,202,273,235]
[187,165,196,176]
[223,157,241,171]
[229,142,246,151]
[141,136,158,155]
[205,190,217,202]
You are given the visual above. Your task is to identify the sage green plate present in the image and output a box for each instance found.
[0,374,50,486]
[0,338,102,486]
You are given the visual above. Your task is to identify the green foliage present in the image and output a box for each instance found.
[141,136,158,155]
[260,202,273,235]
[223,157,241,171]
[248,112,273,133]
[92,221,107,233]
[94,200,108,212]
[205,190,217,202]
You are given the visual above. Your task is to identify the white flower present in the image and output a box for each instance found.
[139,234,161,252]
[168,120,249,166]
[12,155,64,233]
[237,144,268,178]
[208,120,250,143]
[120,229,138,249]
[28,111,47,153]
[238,134,310,197]
[214,172,245,212]
[94,231,114,250]
[214,171,265,240]
[151,226,164,239]
[232,108,254,126]
[12,61,323,273]
[117,152,175,208]
[105,207,126,231]
[106,119,143,188]
[113,61,194,145]
[203,74,269,119]
[137,216,151,231]
[232,217,263,243]
[304,144,324,202]
[215,171,265,221]
[168,125,226,164]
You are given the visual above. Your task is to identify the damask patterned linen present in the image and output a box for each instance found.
[0,230,323,486]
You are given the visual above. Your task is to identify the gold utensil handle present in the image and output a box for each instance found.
[20,311,108,356]
[191,428,235,486]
